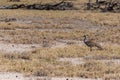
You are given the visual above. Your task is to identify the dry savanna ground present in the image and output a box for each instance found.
[0,0,119,80]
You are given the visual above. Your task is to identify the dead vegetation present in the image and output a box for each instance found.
[0,0,119,80]
[0,44,119,78]
[86,0,120,12]
[0,0,77,10]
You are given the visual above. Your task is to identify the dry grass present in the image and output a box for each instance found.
[0,10,119,27]
[0,25,119,44]
[0,44,119,78]
[0,0,119,79]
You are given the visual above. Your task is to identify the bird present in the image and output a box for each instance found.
[42,37,49,47]
[83,35,103,51]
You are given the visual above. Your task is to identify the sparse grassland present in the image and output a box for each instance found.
[0,44,120,79]
[0,0,119,80]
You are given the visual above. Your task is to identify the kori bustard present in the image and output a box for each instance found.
[83,35,103,51]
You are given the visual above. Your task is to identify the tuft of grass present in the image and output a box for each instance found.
[0,0,119,79]
[0,44,119,78]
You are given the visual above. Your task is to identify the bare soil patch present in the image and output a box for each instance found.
[0,8,119,79]
[0,43,41,53]
[59,56,120,66]
[0,72,26,80]
[0,72,102,80]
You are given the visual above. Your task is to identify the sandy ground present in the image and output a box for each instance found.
[59,58,85,65]
[59,57,120,66]
[0,72,25,80]
[0,43,41,53]
[0,38,84,53]
[0,14,119,80]
[0,41,65,53]
[0,72,102,80]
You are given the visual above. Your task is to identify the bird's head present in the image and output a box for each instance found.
[83,35,89,42]
[83,35,86,37]
[83,35,88,38]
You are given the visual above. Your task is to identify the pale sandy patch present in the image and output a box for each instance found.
[0,72,102,80]
[0,43,41,53]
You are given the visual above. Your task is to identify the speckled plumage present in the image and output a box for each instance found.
[83,35,103,51]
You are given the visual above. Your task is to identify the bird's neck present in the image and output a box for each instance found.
[84,36,88,42]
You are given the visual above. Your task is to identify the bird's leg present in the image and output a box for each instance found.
[90,47,92,51]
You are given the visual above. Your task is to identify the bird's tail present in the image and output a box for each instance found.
[95,43,103,50]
